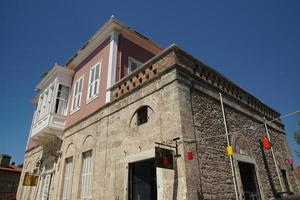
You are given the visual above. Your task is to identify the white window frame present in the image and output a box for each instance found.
[128,56,142,73]
[55,84,69,116]
[86,61,101,103]
[62,157,73,200]
[42,174,52,200]
[71,75,84,113]
[80,150,93,200]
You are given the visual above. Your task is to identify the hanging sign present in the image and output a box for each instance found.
[155,147,174,169]
[23,173,39,186]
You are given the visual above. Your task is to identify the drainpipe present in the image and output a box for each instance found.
[219,93,240,200]
[263,117,284,192]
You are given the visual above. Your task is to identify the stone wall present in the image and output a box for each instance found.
[189,85,299,199]
[17,146,43,200]
[51,69,191,200]
[0,170,20,197]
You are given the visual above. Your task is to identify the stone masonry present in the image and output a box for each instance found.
[18,45,299,200]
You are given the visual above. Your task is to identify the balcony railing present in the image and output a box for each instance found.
[31,112,66,140]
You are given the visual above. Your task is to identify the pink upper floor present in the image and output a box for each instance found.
[65,33,157,128]
[26,30,161,151]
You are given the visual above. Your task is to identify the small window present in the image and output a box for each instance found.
[137,106,148,125]
[87,62,101,102]
[128,57,142,73]
[71,76,84,112]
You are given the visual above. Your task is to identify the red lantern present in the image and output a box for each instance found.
[163,156,169,166]
[187,151,193,160]
[262,137,271,149]
[288,157,294,165]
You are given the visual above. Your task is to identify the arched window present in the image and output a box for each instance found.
[130,105,154,127]
[137,106,148,125]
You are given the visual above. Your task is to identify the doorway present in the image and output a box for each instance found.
[238,161,261,200]
[281,169,291,193]
[128,159,157,200]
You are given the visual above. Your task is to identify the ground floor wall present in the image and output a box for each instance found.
[53,73,189,200]
[17,146,43,200]
[17,138,62,200]
[17,68,300,200]
[187,82,300,199]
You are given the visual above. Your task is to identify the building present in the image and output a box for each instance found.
[17,16,299,200]
[0,154,22,199]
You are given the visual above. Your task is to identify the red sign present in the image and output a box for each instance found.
[187,151,193,160]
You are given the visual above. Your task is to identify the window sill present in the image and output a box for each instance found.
[86,95,98,105]
[70,107,80,115]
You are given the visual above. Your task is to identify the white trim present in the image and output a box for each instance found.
[105,30,119,103]
[123,150,155,200]
[86,61,102,103]
[128,56,142,73]
[70,75,84,113]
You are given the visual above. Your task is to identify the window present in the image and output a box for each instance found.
[45,86,53,114]
[87,62,101,102]
[81,151,92,199]
[42,174,52,200]
[137,106,148,125]
[35,96,43,122]
[62,157,73,200]
[41,91,48,118]
[55,85,69,115]
[71,76,84,112]
[128,57,142,73]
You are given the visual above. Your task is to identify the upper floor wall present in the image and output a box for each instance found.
[116,35,155,80]
[64,18,161,128]
[27,17,162,150]
[65,38,110,127]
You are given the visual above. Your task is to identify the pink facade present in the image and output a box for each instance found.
[116,35,155,80]
[65,34,159,128]
[27,18,162,150]
[65,38,110,127]
[26,138,37,152]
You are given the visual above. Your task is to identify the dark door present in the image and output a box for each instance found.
[129,159,157,200]
[281,169,291,193]
[238,162,261,200]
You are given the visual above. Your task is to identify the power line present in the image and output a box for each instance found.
[184,108,300,142]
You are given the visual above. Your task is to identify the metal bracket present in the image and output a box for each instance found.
[155,137,181,157]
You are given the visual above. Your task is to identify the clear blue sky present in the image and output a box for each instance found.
[0,0,299,165]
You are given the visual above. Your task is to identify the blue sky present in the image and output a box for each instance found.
[0,0,299,165]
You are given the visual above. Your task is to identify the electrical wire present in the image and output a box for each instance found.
[185,108,300,141]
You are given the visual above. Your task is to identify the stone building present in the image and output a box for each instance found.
[0,154,22,199]
[17,17,299,200]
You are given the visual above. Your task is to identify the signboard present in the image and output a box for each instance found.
[155,147,174,170]
[23,173,39,186]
